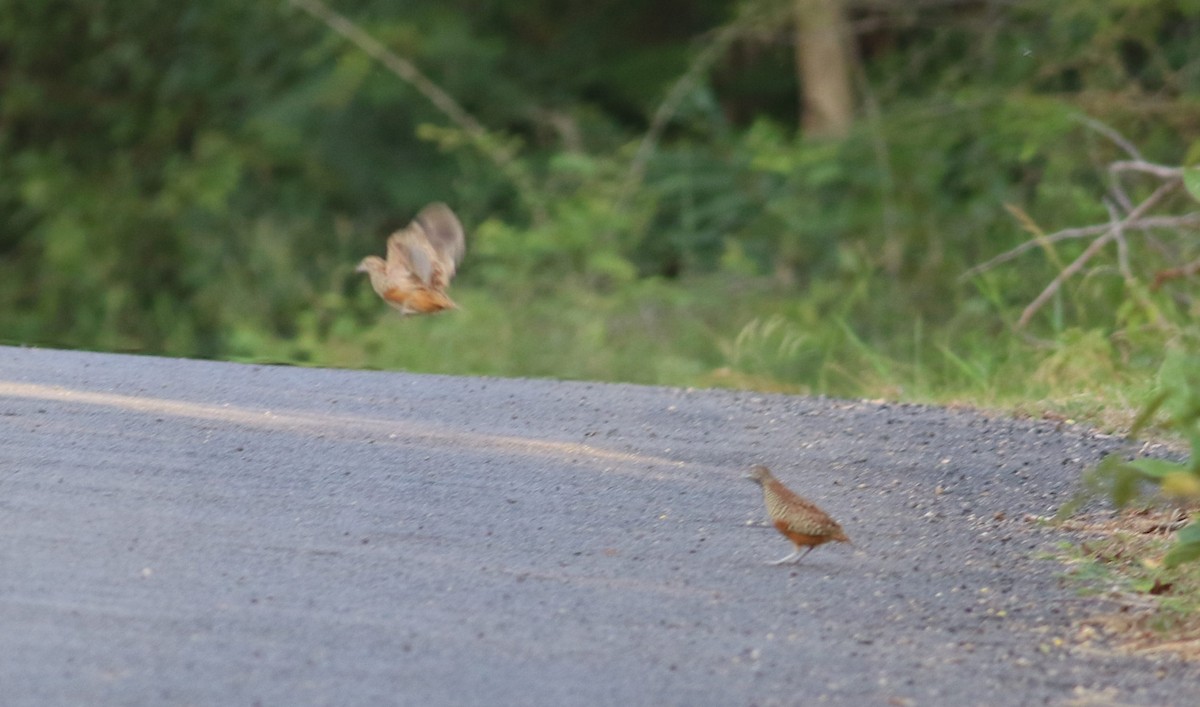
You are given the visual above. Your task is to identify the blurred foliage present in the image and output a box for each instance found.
[1,0,1199,410]
[1063,349,1200,567]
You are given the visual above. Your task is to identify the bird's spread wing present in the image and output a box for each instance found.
[379,203,464,290]
[413,203,465,284]
[405,235,435,285]
[383,227,430,284]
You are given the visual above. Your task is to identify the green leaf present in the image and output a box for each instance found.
[1161,470,1200,498]
[1184,167,1200,203]
[1174,520,1200,544]
[1129,389,1169,438]
[1060,454,1134,519]
[1129,576,1157,593]
[1128,457,1186,479]
[1163,520,1200,568]
[1111,461,1143,507]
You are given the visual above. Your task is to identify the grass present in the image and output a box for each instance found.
[220,270,1168,432]
[1053,507,1200,661]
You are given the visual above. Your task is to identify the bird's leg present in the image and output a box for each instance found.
[767,549,802,565]
[767,545,814,566]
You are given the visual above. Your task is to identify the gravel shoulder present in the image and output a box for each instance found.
[1,345,1196,706]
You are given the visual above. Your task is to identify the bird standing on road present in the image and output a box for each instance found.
[746,465,851,565]
[356,202,466,316]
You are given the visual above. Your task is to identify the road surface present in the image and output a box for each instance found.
[1,345,1195,705]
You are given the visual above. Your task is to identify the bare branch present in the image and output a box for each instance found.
[624,23,742,189]
[620,0,807,204]
[1013,180,1183,328]
[1016,230,1115,329]
[974,121,1195,329]
[1110,213,1200,231]
[1107,169,1135,214]
[1105,198,1133,282]
[1111,178,1183,224]
[289,0,545,218]
[1107,198,1170,326]
[1075,115,1143,161]
[291,0,489,152]
[961,212,1200,280]
[1109,161,1185,180]
[1152,258,1200,291]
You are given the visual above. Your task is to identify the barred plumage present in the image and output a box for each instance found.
[746,465,851,565]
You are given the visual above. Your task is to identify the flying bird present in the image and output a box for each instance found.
[356,202,466,316]
[746,465,852,565]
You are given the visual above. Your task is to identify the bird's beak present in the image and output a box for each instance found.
[355,261,369,273]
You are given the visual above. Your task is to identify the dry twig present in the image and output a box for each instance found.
[1014,179,1181,328]
[1153,258,1200,291]
[1110,161,1185,180]
[289,0,545,219]
[1075,114,1143,161]
[962,212,1200,281]
[1016,229,1115,328]
[965,119,1200,321]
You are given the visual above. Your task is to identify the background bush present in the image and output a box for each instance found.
[1,0,1198,403]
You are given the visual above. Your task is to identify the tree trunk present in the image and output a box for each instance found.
[794,0,854,139]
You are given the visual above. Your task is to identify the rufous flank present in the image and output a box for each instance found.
[746,465,851,565]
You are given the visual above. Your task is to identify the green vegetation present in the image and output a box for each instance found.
[3,0,1200,652]
[2,0,1195,419]
[1054,522,1200,660]
[1064,350,1200,567]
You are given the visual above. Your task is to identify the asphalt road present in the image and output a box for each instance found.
[1,345,1197,706]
